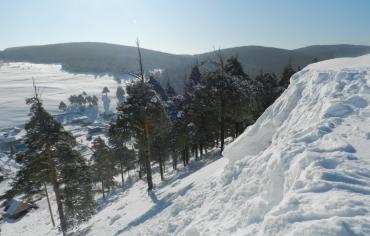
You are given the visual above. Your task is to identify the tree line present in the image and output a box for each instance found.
[2,41,296,235]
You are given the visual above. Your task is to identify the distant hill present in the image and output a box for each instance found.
[1,42,370,92]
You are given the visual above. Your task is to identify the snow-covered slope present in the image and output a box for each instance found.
[123,55,370,235]
[4,55,370,236]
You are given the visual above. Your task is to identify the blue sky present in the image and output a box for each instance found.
[0,0,369,54]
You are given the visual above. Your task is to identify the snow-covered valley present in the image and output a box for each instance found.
[2,54,370,236]
[0,62,131,129]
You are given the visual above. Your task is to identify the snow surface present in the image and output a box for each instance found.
[3,54,370,235]
[0,62,132,129]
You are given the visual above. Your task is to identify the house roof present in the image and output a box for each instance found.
[6,199,31,216]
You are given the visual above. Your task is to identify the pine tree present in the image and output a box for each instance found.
[10,85,74,234]
[56,143,96,228]
[279,62,296,88]
[113,40,169,191]
[165,82,176,98]
[9,84,97,233]
[116,79,167,191]
[91,137,116,199]
[225,56,247,77]
[149,76,168,101]
[257,72,282,109]
[184,65,201,99]
[108,123,135,187]
[58,101,67,112]
[116,86,125,104]
[102,87,110,95]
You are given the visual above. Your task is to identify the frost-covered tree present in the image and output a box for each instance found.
[102,93,111,114]
[116,86,125,104]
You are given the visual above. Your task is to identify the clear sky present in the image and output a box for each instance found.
[1,0,370,54]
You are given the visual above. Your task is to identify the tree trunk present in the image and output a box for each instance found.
[119,157,124,188]
[163,157,166,173]
[159,157,164,181]
[172,150,177,170]
[144,118,154,192]
[43,182,55,227]
[138,165,143,179]
[101,181,105,200]
[185,145,189,165]
[182,148,186,166]
[47,145,67,235]
[195,146,198,161]
[220,99,225,155]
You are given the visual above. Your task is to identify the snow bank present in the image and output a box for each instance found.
[219,55,370,235]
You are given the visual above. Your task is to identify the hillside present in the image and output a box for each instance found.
[1,43,370,91]
[3,54,370,235]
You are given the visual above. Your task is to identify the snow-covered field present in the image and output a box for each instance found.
[2,54,370,236]
[0,62,130,129]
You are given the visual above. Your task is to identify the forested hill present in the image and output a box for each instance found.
[1,42,370,91]
[0,42,194,76]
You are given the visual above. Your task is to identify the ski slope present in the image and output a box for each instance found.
[3,54,370,235]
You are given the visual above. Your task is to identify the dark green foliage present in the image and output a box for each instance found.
[225,56,247,77]
[184,65,201,98]
[108,123,136,186]
[256,72,284,109]
[165,82,177,98]
[91,137,116,198]
[149,76,168,101]
[114,79,169,190]
[8,90,96,232]
[68,92,98,109]
[56,144,96,228]
[102,87,110,95]
[10,94,75,198]
[59,101,67,112]
[279,64,296,88]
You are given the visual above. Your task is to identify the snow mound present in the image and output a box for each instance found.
[219,55,370,235]
[131,55,370,235]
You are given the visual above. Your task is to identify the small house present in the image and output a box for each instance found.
[4,199,33,219]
